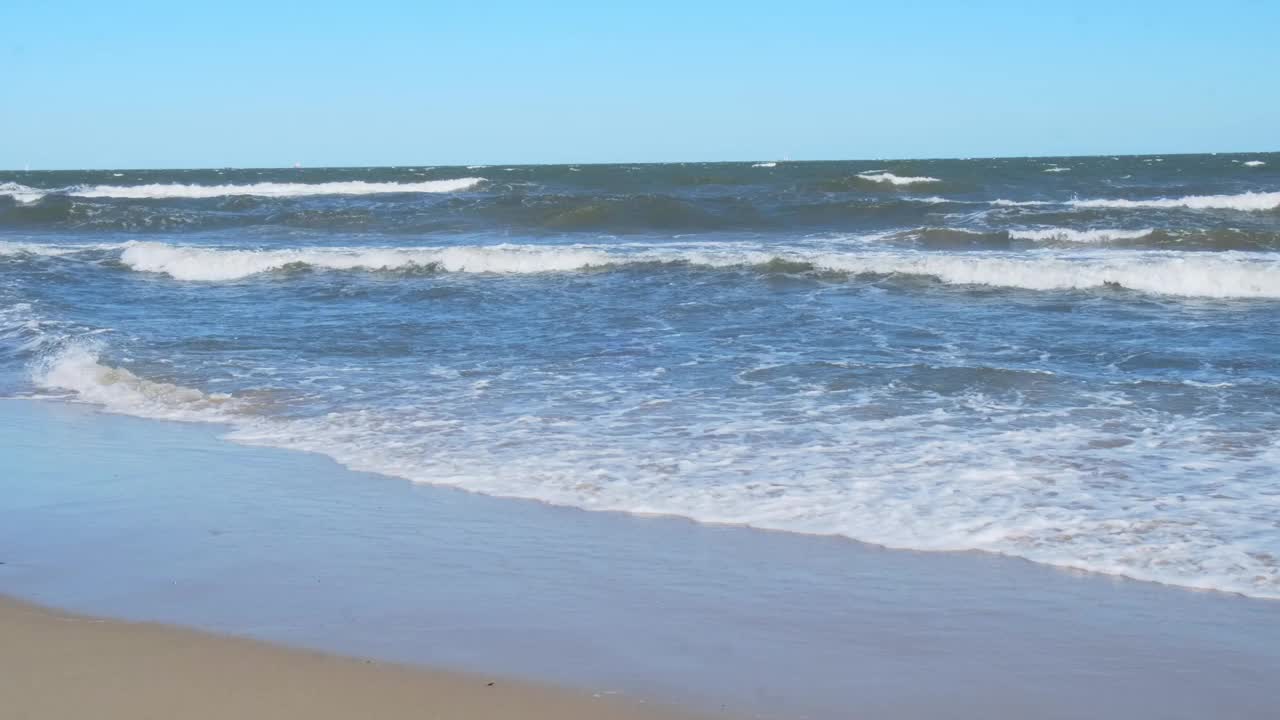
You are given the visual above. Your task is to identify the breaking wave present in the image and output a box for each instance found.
[22,337,1280,601]
[111,241,1280,298]
[811,251,1280,298]
[0,182,46,204]
[1008,228,1155,243]
[68,177,486,199]
[990,199,1054,207]
[1069,191,1280,212]
[30,343,240,422]
[2,178,486,203]
[984,191,1280,212]
[856,172,941,186]
[118,242,616,281]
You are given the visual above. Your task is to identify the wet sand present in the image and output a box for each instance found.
[0,595,701,720]
[3,398,1280,719]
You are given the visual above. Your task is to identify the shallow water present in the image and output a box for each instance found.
[2,154,1278,598]
[4,400,1280,720]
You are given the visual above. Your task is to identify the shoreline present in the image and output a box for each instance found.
[0,595,704,720]
[8,390,1267,603]
[4,397,1280,719]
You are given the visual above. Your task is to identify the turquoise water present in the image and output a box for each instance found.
[2,154,1278,598]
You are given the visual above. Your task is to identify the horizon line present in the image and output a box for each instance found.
[4,149,1278,174]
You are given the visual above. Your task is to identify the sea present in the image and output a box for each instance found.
[2,154,1277,600]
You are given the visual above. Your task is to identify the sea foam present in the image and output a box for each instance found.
[10,155,1280,606]
[1069,191,1280,212]
[1008,228,1155,243]
[0,182,47,204]
[114,241,1280,298]
[856,172,941,186]
[990,199,1054,207]
[811,251,1280,298]
[119,242,615,281]
[31,343,238,422]
[68,177,485,199]
[27,338,1280,601]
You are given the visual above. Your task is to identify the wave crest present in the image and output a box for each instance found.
[0,182,46,203]
[119,242,616,281]
[112,241,1280,298]
[1008,228,1155,243]
[32,343,238,421]
[68,177,485,199]
[811,252,1280,298]
[1069,191,1280,212]
[856,172,941,186]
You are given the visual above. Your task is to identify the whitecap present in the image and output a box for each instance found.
[856,172,941,186]
[0,182,47,204]
[31,343,239,422]
[1069,190,1280,212]
[67,177,485,199]
[990,199,1054,207]
[807,250,1280,298]
[1008,228,1155,243]
[114,241,1280,298]
[118,242,615,282]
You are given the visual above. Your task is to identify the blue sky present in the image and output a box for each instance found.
[3,1,1277,169]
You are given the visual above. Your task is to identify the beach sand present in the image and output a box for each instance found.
[0,595,701,720]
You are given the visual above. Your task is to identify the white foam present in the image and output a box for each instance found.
[67,177,485,199]
[212,376,1280,600]
[1043,166,1071,173]
[114,241,1280,298]
[856,172,941,186]
[1243,160,1267,167]
[905,196,981,205]
[752,162,778,168]
[990,199,1053,207]
[24,318,1280,600]
[31,343,239,422]
[0,182,46,204]
[1008,228,1155,243]
[0,241,118,257]
[810,251,1280,298]
[1070,191,1280,211]
[119,242,615,281]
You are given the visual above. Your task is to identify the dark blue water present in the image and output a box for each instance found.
[2,154,1278,598]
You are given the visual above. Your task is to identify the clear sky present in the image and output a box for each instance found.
[3,0,1277,169]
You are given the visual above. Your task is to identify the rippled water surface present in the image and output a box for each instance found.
[3,154,1278,598]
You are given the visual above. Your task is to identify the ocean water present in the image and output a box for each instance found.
[2,154,1278,599]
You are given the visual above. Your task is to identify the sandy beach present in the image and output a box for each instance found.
[0,595,701,720]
